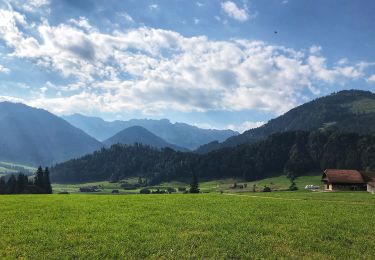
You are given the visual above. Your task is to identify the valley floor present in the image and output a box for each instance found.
[0,192,374,259]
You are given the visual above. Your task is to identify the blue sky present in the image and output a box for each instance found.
[0,0,374,132]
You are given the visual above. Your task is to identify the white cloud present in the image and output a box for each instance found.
[196,2,203,7]
[194,18,200,24]
[228,121,265,133]
[309,45,322,54]
[0,64,10,73]
[149,4,158,10]
[368,74,375,82]
[221,1,249,22]
[0,9,372,117]
[119,12,134,23]
[9,0,50,13]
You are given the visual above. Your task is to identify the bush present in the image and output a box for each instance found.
[152,189,166,194]
[178,187,186,192]
[166,187,176,193]
[263,186,271,192]
[140,188,151,194]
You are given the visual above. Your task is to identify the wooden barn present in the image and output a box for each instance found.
[362,172,375,194]
[322,169,367,191]
[367,182,375,194]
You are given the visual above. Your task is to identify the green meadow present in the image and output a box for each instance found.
[52,174,322,194]
[0,192,374,259]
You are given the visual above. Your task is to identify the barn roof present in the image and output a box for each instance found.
[361,171,375,182]
[323,169,365,184]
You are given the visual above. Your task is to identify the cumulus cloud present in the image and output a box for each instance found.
[0,8,372,118]
[221,1,249,22]
[0,64,10,73]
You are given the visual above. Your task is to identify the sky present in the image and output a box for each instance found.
[0,0,374,132]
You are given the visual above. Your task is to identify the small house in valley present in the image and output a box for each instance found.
[362,172,375,194]
[367,182,375,194]
[322,169,366,191]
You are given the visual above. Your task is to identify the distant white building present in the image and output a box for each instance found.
[367,182,375,194]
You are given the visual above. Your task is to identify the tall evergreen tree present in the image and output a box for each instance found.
[34,166,43,188]
[6,175,17,194]
[43,167,52,194]
[16,173,28,194]
[0,176,6,194]
[189,173,200,193]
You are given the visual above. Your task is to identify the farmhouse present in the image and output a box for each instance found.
[367,182,375,194]
[322,169,366,191]
[362,172,375,194]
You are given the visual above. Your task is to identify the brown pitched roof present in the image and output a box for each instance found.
[361,171,375,182]
[323,169,365,184]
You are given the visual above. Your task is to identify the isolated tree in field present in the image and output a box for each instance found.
[189,173,200,193]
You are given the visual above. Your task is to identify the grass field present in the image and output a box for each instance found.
[0,192,374,259]
[53,174,322,194]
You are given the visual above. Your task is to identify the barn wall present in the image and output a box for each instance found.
[367,184,375,194]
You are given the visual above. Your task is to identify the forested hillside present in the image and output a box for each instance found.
[197,90,375,153]
[51,129,375,184]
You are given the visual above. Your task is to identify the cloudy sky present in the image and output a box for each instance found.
[0,0,374,132]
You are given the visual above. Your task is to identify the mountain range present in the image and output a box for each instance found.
[63,114,238,150]
[1,89,374,169]
[0,102,235,166]
[103,126,188,151]
[0,102,102,166]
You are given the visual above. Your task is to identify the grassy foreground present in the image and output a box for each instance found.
[0,192,374,259]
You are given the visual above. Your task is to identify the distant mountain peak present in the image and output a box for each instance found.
[63,114,238,149]
[103,125,188,151]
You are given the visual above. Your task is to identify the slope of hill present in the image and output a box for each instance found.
[50,128,375,184]
[103,126,188,151]
[0,102,103,166]
[196,90,375,153]
[63,114,238,150]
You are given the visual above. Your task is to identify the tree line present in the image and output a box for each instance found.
[50,129,375,184]
[0,166,52,194]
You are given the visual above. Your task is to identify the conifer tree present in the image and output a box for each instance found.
[189,173,200,193]
[6,175,17,194]
[0,176,6,194]
[16,173,28,194]
[34,166,44,192]
[43,167,52,194]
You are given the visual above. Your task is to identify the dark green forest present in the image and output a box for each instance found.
[197,90,375,153]
[51,129,375,184]
[0,167,52,194]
